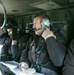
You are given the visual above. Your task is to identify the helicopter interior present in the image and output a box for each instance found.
[0,0,74,75]
[0,0,74,45]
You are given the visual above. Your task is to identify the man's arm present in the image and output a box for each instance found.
[42,28,66,66]
[46,36,66,66]
[10,27,21,62]
[0,37,10,61]
[11,41,21,62]
[19,37,32,65]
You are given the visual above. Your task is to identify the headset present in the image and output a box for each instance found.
[6,21,19,34]
[41,18,50,29]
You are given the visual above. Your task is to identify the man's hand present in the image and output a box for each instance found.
[12,40,17,45]
[11,28,18,45]
[19,62,36,73]
[41,28,56,40]
[19,62,29,71]
[12,28,17,40]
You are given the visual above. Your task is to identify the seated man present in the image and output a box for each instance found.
[63,39,74,75]
[6,19,30,62]
[19,12,67,75]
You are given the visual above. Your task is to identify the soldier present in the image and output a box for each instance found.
[19,12,67,75]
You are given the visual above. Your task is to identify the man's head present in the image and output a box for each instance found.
[33,12,50,36]
[33,15,43,36]
[6,22,13,37]
[6,18,18,37]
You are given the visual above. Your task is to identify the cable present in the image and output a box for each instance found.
[0,0,7,29]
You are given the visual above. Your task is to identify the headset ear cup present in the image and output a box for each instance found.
[41,18,50,29]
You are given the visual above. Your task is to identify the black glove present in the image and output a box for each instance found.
[12,27,17,40]
[31,63,41,72]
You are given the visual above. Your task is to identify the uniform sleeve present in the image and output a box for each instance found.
[11,44,21,62]
[0,37,10,61]
[11,34,30,62]
[46,36,66,67]
[19,38,31,65]
[63,39,74,75]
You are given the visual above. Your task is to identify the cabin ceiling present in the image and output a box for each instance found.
[0,0,74,15]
